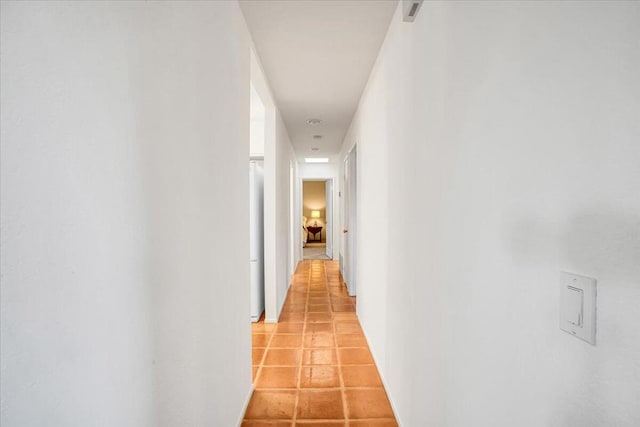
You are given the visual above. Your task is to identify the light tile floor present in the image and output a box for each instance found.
[243,260,398,426]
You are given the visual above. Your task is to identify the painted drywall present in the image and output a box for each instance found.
[303,181,327,241]
[1,2,253,426]
[342,1,640,426]
[250,46,298,323]
[250,83,266,157]
[274,115,298,320]
[299,163,340,260]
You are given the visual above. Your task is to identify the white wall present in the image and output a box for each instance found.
[342,1,640,426]
[274,116,298,320]
[299,163,340,260]
[249,83,265,157]
[250,48,298,323]
[1,2,253,425]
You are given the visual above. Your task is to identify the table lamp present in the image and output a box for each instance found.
[311,210,320,226]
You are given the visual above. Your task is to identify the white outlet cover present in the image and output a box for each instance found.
[560,272,597,345]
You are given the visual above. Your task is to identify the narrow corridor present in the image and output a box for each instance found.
[243,260,397,426]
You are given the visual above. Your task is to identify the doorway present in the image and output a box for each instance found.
[302,179,333,260]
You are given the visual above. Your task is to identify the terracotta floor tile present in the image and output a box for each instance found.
[252,322,276,333]
[332,304,355,313]
[252,366,258,380]
[335,334,367,348]
[279,313,305,323]
[245,261,396,424]
[244,390,296,419]
[338,348,374,365]
[253,348,266,365]
[275,322,304,334]
[306,323,333,334]
[295,422,346,426]
[255,366,299,389]
[302,348,338,365]
[263,348,301,366]
[304,333,336,348]
[253,334,272,347]
[282,304,306,313]
[334,321,362,334]
[297,389,344,419]
[306,312,333,323]
[344,389,394,419]
[341,365,383,387]
[241,421,292,427]
[270,334,303,348]
[332,313,357,321]
[349,420,398,426]
[300,366,341,388]
[308,304,331,312]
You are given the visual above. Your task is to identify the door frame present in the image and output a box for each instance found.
[342,145,357,296]
[324,179,333,260]
[299,177,335,260]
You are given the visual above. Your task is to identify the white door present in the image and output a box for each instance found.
[342,148,357,296]
[325,180,333,259]
[340,159,348,281]
[289,161,296,277]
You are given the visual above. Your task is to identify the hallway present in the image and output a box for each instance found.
[244,260,396,426]
[2,1,639,426]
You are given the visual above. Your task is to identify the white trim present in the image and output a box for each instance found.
[360,321,404,427]
[235,385,254,427]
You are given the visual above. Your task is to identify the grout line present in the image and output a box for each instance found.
[327,261,351,425]
[291,261,311,424]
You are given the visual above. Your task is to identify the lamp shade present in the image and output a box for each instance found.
[311,210,321,218]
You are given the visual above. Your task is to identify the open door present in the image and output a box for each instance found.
[325,180,333,259]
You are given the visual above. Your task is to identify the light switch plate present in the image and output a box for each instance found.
[560,272,597,345]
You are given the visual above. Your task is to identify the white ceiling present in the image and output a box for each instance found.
[240,0,398,161]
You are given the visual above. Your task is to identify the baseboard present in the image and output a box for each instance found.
[360,322,404,426]
[236,384,254,427]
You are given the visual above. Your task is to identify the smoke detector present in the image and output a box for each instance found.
[306,118,322,125]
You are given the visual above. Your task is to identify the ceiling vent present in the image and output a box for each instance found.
[402,0,423,23]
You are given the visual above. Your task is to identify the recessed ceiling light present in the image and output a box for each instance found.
[312,135,322,139]
[311,147,320,151]
[305,157,329,163]
[306,118,322,125]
